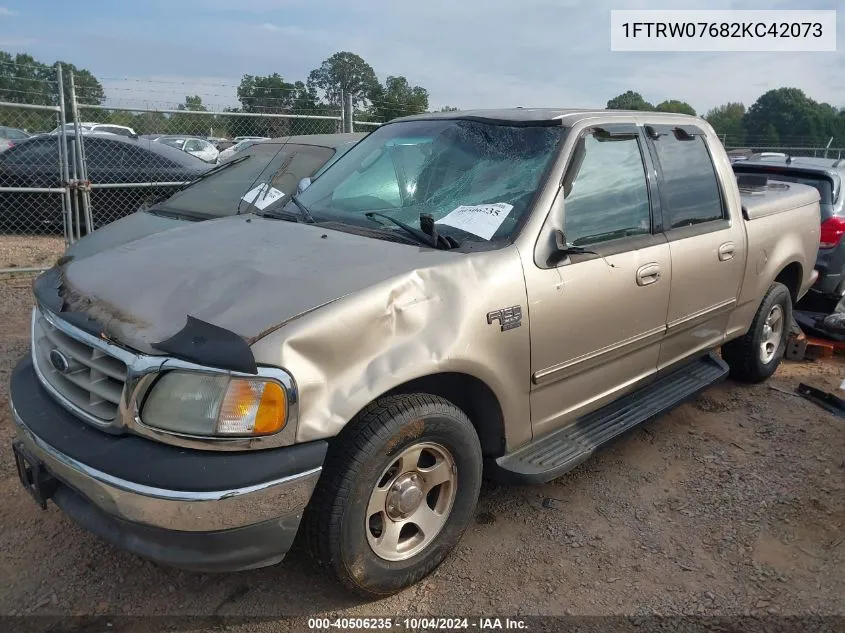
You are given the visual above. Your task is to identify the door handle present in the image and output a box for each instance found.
[718,242,735,261]
[636,263,661,286]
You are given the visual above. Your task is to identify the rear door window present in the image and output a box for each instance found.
[650,130,726,229]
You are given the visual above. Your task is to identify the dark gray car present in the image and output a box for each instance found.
[66,133,365,258]
[734,156,845,302]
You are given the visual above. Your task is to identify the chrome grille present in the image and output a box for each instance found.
[32,309,128,422]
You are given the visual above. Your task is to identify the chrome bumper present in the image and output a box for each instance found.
[12,405,321,533]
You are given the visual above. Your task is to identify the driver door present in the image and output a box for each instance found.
[523,124,672,438]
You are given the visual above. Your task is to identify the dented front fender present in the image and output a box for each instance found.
[250,245,533,452]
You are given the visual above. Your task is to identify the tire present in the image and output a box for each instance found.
[722,282,792,383]
[303,393,482,598]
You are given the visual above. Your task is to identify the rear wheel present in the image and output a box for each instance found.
[722,282,792,383]
[304,394,482,598]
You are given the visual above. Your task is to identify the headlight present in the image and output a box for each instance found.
[141,371,287,437]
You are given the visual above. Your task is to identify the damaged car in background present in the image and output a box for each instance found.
[64,133,365,259]
[10,109,820,598]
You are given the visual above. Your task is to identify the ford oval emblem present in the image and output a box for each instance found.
[49,349,70,374]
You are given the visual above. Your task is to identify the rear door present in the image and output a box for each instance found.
[646,125,746,369]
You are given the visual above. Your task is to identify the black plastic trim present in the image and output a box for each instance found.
[11,356,327,492]
[151,315,258,375]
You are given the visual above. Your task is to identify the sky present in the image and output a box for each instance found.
[0,0,842,115]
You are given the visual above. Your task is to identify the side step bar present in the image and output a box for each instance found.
[493,353,729,484]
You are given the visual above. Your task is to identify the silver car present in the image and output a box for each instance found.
[153,136,220,164]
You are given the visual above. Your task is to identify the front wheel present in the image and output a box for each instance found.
[722,282,792,383]
[303,394,482,598]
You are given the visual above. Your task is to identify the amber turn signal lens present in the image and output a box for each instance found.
[217,378,287,436]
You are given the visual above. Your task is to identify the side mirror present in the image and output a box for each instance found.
[297,177,312,194]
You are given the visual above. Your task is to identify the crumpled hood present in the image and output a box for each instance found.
[65,210,190,259]
[59,214,457,353]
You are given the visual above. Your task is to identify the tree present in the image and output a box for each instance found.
[59,64,105,108]
[439,106,459,112]
[655,100,696,116]
[606,90,653,111]
[705,102,747,146]
[307,51,378,109]
[179,95,206,111]
[368,75,429,122]
[744,88,824,146]
[237,73,297,113]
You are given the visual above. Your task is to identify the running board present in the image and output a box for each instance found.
[493,353,729,484]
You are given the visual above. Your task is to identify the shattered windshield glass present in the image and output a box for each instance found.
[292,119,564,244]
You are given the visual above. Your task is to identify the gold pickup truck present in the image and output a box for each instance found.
[10,109,821,598]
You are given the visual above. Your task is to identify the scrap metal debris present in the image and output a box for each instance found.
[796,383,845,418]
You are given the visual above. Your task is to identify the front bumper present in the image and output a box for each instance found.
[10,356,327,572]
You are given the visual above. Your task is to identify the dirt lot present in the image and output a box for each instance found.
[0,274,843,626]
[0,235,64,271]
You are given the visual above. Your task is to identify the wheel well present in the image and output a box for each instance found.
[775,262,802,304]
[384,373,507,458]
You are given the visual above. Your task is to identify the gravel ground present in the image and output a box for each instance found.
[0,235,64,270]
[0,275,843,628]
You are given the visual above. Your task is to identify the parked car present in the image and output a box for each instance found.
[0,133,210,232]
[734,155,844,304]
[65,133,365,257]
[152,135,220,164]
[0,126,31,152]
[234,135,270,142]
[218,138,266,162]
[10,109,820,598]
[51,122,138,137]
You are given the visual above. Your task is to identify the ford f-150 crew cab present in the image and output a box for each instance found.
[10,109,821,598]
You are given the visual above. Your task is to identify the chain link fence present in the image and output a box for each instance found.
[0,63,70,273]
[73,103,348,229]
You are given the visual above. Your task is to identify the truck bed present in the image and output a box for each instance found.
[739,177,821,221]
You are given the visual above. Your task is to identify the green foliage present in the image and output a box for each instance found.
[606,91,654,111]
[368,76,429,122]
[307,51,378,109]
[743,87,845,146]
[180,95,206,112]
[655,100,696,116]
[705,102,746,144]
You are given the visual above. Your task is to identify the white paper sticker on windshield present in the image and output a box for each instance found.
[435,203,514,240]
[241,183,285,210]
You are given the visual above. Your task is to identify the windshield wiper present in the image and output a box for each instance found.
[144,155,251,208]
[365,212,458,250]
[289,195,315,223]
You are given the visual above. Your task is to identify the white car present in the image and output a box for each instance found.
[153,136,220,164]
[233,135,270,142]
[218,138,266,162]
[52,122,138,137]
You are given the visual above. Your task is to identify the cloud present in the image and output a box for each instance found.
[0,7,17,16]
[12,0,845,116]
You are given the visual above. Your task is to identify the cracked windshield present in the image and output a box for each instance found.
[293,119,564,244]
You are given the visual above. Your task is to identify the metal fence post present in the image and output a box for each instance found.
[68,72,93,235]
[55,64,74,247]
[346,93,354,133]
